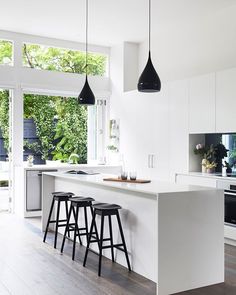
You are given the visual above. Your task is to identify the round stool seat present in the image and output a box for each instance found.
[69,196,94,203]
[92,203,121,211]
[52,191,64,196]
[53,192,74,201]
[69,197,94,207]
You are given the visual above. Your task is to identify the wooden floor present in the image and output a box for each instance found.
[0,213,235,295]
[176,245,236,295]
[0,213,155,295]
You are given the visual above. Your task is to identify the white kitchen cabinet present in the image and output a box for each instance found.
[189,73,215,134]
[176,174,217,188]
[125,85,170,181]
[216,68,236,133]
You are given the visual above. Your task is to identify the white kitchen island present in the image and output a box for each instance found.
[42,172,224,295]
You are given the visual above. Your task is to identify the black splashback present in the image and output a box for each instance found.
[205,134,222,147]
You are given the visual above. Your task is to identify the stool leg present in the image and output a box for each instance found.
[43,198,55,243]
[108,215,115,262]
[83,211,96,267]
[84,206,89,244]
[54,200,61,249]
[61,204,73,253]
[72,205,79,260]
[72,206,82,245]
[98,213,105,276]
[65,200,70,238]
[116,211,131,271]
[90,206,99,240]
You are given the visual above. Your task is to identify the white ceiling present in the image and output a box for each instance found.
[0,0,234,46]
[1,0,236,80]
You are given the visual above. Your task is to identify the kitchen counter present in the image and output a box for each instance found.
[23,163,120,171]
[43,171,214,196]
[14,164,121,218]
[178,171,236,181]
[42,172,224,295]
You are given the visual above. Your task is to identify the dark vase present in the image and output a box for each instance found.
[226,167,232,176]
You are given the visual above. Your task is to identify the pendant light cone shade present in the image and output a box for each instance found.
[137,0,161,92]
[138,51,161,92]
[78,0,95,105]
[78,76,95,105]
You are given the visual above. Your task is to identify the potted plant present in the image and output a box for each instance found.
[214,143,229,173]
[68,153,80,164]
[194,144,215,173]
[27,155,34,167]
[203,160,217,173]
[194,144,207,173]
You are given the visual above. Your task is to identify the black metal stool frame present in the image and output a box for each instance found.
[83,207,131,276]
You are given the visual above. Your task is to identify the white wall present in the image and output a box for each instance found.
[110,44,178,180]
[145,2,236,82]
[110,44,191,181]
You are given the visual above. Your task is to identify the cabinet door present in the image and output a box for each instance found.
[169,80,189,179]
[189,73,215,133]
[216,68,236,133]
[176,174,217,188]
[26,170,41,211]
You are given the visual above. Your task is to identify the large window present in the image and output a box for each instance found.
[23,94,88,164]
[0,39,13,66]
[22,43,107,76]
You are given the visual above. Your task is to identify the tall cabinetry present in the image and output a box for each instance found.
[216,68,236,133]
[169,80,189,179]
[188,73,215,134]
[188,68,236,134]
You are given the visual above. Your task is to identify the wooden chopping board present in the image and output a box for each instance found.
[103,177,151,184]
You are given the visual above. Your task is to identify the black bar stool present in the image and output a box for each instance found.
[61,196,98,261]
[83,202,131,276]
[43,191,74,248]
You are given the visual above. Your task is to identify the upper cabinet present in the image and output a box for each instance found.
[189,73,215,134]
[216,68,236,133]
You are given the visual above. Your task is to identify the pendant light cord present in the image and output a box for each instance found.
[149,0,151,54]
[86,0,88,76]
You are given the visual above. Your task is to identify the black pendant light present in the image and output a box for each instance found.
[137,0,161,92]
[78,0,95,105]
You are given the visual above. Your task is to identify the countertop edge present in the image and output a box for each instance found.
[43,172,218,195]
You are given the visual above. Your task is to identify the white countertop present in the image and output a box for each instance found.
[23,163,120,171]
[43,171,216,195]
[178,171,236,181]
